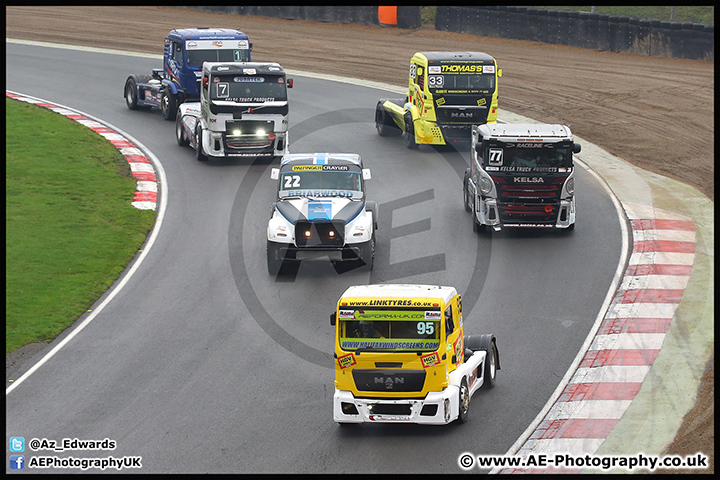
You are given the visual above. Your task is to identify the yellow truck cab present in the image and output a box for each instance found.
[331,284,499,425]
[375,52,502,148]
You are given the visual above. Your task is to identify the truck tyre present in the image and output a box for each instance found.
[456,378,470,424]
[463,169,472,212]
[358,234,375,270]
[161,89,177,121]
[175,111,188,146]
[124,77,140,110]
[195,125,208,162]
[375,103,401,137]
[267,241,283,275]
[403,113,418,149]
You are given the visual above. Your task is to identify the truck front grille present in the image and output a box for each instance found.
[295,220,344,247]
[352,369,426,393]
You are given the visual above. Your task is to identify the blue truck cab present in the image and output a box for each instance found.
[124,27,252,121]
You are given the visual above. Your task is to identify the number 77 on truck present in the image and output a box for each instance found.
[375,51,502,149]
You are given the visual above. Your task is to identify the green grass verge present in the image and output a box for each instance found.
[5,98,156,355]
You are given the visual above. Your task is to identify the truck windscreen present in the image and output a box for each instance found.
[338,308,441,352]
[430,72,495,92]
[485,144,573,173]
[211,75,287,102]
[278,168,363,199]
[187,49,250,67]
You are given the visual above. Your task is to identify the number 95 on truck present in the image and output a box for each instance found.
[330,284,500,425]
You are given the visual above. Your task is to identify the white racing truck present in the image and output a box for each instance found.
[176,62,292,161]
[266,153,377,275]
[464,123,582,232]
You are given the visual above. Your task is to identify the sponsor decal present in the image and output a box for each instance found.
[339,309,355,319]
[369,414,411,421]
[308,200,332,221]
[428,66,442,74]
[355,310,424,320]
[340,340,440,350]
[441,64,487,74]
[453,336,463,364]
[290,165,350,171]
[468,365,479,388]
[421,352,441,368]
[338,353,356,369]
[286,189,354,198]
[499,166,559,173]
[243,68,257,75]
[514,177,545,183]
[425,311,441,320]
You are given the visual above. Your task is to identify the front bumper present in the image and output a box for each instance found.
[475,196,575,230]
[206,131,288,157]
[274,243,366,262]
[333,387,460,425]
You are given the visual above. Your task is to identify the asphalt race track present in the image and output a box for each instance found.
[6,43,624,473]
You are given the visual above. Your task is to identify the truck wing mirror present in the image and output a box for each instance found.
[474,142,482,154]
[330,312,336,326]
[573,143,582,154]
[287,78,293,88]
[270,168,280,180]
[362,168,371,180]
[497,68,503,78]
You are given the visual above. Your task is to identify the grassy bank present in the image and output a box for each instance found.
[5,98,155,354]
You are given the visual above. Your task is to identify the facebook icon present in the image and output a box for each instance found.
[10,455,25,470]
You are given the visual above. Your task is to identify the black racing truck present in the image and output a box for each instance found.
[464,123,582,232]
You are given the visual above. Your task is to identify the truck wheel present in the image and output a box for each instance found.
[375,103,401,137]
[195,126,208,162]
[175,111,188,146]
[463,169,472,212]
[403,114,418,149]
[483,341,498,389]
[161,89,177,121]
[124,77,139,110]
[358,234,375,270]
[267,241,283,275]
[456,378,470,424]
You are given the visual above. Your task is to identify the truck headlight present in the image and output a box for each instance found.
[565,177,575,195]
[479,177,493,195]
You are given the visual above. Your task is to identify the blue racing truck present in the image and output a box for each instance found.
[123,27,252,121]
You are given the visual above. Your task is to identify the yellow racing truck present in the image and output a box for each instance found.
[331,284,499,425]
[375,51,502,149]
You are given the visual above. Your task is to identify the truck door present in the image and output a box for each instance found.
[409,61,426,113]
[445,297,463,372]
